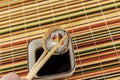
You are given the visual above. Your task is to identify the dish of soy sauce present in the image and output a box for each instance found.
[35,47,71,76]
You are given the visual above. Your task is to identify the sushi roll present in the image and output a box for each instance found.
[43,28,69,55]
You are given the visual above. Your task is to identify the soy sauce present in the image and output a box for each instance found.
[35,47,70,76]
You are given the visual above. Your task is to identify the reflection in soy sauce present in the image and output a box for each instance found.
[35,47,71,76]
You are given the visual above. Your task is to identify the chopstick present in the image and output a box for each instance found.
[26,34,67,80]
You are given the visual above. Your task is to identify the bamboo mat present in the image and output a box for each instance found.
[1,0,120,80]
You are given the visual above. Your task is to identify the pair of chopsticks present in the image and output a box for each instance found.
[25,34,67,80]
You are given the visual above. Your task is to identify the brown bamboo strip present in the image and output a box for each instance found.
[76,53,120,67]
[0,0,73,16]
[0,0,28,8]
[73,27,120,44]
[0,16,119,50]
[0,17,119,50]
[0,65,27,73]
[75,45,120,61]
[0,5,118,36]
[1,44,27,52]
[67,66,120,80]
[0,0,116,28]
[0,12,119,42]
[0,0,42,11]
[107,76,120,80]
[75,60,120,73]
[0,60,27,70]
[0,68,28,78]
[1,35,42,48]
[73,26,120,41]
[75,45,120,60]
[0,0,82,22]
[79,52,120,64]
[1,55,27,65]
[0,0,103,26]
[74,38,120,53]
[1,49,27,57]
[67,15,120,35]
[70,20,120,37]
[74,34,120,51]
[1,15,119,45]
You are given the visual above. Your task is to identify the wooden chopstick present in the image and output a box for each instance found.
[26,34,67,80]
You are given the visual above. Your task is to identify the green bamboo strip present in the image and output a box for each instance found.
[1,34,42,47]
[0,0,42,11]
[106,73,120,80]
[82,64,120,76]
[1,49,27,57]
[0,0,98,17]
[74,33,120,49]
[75,48,119,60]
[1,43,27,52]
[1,7,118,40]
[76,54,120,67]
[0,0,60,16]
[1,0,118,30]
[1,1,120,35]
[1,27,41,38]
[107,76,120,80]
[70,19,120,37]
[1,48,27,57]
[0,63,27,73]
[1,66,27,74]
[0,4,118,31]
[0,0,75,18]
[74,30,120,44]
[79,23,120,37]
[0,69,28,78]
[77,59,120,71]
[73,26,120,42]
[75,62,120,74]
[0,0,112,26]
[0,12,119,43]
[0,29,44,43]
[74,39,120,54]
[0,59,27,68]
[0,70,28,78]
[70,17,120,40]
[1,44,26,51]
[73,29,117,42]
[0,0,28,8]
[72,66,120,80]
[0,0,100,29]
[1,54,26,62]
[0,0,82,22]
[74,44,120,58]
[75,49,120,61]
[76,48,120,61]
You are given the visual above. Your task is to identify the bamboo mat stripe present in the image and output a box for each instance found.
[1,0,120,79]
